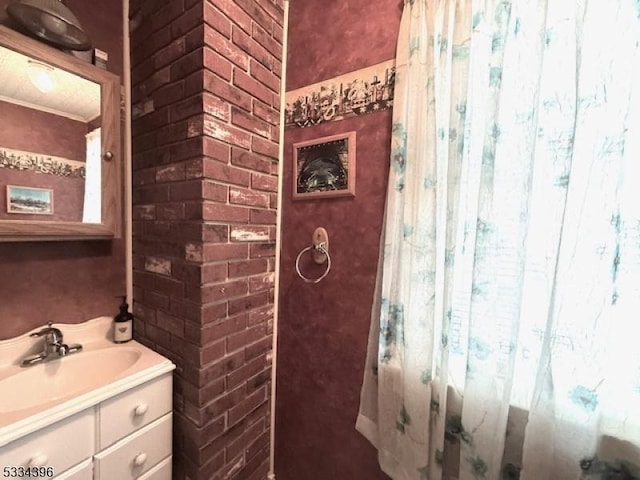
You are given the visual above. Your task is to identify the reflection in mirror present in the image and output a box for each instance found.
[0,45,102,224]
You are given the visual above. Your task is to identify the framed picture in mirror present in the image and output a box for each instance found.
[293,132,356,200]
[6,185,54,215]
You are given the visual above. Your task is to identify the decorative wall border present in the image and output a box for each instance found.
[285,59,396,129]
[0,147,85,178]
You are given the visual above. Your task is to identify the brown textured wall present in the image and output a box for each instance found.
[0,0,124,340]
[129,0,283,478]
[0,100,87,159]
[0,100,86,222]
[275,1,404,479]
[0,169,83,222]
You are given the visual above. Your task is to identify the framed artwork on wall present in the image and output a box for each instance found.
[293,132,356,200]
[6,185,54,215]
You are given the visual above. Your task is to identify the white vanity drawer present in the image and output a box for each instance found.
[97,373,172,449]
[55,458,92,480]
[0,409,94,477]
[94,413,172,480]
[137,456,172,480]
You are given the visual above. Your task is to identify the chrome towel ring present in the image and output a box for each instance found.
[295,227,331,284]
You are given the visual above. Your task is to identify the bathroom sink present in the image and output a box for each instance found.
[0,348,141,413]
[0,317,175,445]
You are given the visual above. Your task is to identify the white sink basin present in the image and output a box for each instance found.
[0,348,141,413]
[0,316,175,447]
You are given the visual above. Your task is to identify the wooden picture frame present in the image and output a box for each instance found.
[6,185,54,215]
[293,132,356,200]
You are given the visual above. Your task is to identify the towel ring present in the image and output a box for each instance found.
[296,227,331,283]
[296,242,332,284]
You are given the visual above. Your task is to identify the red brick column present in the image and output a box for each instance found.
[129,1,283,478]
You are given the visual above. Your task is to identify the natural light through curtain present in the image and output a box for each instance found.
[82,127,101,224]
[357,1,640,479]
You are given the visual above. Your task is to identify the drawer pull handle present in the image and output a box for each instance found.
[29,454,48,467]
[134,404,149,416]
[133,452,147,467]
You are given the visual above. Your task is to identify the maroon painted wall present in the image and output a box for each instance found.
[0,101,87,159]
[0,100,86,222]
[0,169,83,222]
[0,0,124,340]
[275,1,403,479]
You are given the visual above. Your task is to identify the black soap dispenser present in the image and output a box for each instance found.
[114,296,134,343]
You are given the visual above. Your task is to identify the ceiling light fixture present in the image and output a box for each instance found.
[6,0,91,51]
[27,60,56,93]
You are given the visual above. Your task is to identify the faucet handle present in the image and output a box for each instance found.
[30,321,51,337]
[30,322,62,339]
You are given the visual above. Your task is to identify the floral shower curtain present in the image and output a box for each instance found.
[357,1,640,479]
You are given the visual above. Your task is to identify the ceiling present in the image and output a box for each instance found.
[0,45,100,122]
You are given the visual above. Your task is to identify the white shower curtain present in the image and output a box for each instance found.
[357,1,640,479]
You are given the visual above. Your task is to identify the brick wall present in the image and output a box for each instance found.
[129,1,283,478]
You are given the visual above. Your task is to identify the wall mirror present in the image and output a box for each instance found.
[0,25,120,241]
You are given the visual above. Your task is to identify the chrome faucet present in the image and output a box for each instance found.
[21,322,83,367]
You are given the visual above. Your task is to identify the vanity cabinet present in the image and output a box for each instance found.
[0,373,173,480]
[56,459,93,480]
[0,410,94,477]
[97,373,172,449]
[93,374,173,480]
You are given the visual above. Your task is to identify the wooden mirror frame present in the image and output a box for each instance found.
[0,25,121,241]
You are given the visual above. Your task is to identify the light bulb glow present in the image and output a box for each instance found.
[27,61,56,93]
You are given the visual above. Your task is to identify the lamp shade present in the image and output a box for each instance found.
[6,0,91,51]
